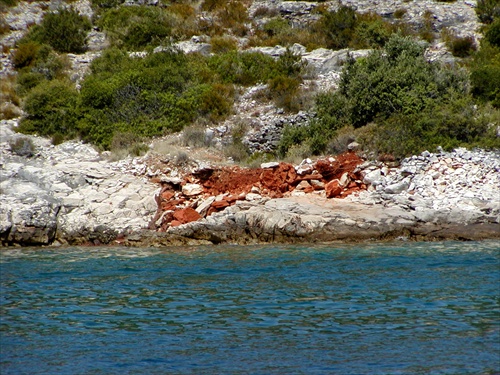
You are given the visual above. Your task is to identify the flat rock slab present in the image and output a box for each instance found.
[163,195,500,245]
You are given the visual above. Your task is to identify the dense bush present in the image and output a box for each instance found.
[485,17,500,47]
[208,51,276,85]
[19,7,91,53]
[278,34,499,158]
[470,42,500,107]
[12,42,41,69]
[475,0,500,24]
[18,79,80,142]
[318,5,357,49]
[14,43,70,96]
[312,6,406,50]
[19,47,238,149]
[96,6,174,50]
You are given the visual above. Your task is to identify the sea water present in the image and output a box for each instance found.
[1,241,499,374]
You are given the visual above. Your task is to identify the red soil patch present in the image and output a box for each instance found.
[151,151,367,230]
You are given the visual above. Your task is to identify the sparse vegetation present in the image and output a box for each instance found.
[0,74,20,120]
[441,29,477,57]
[9,137,35,157]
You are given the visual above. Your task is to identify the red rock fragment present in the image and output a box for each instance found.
[325,179,343,198]
[211,200,230,210]
[170,220,182,227]
[173,207,201,224]
[161,191,175,200]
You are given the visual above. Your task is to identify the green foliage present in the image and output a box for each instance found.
[12,42,41,69]
[210,36,238,53]
[442,30,477,57]
[208,51,276,85]
[313,6,409,51]
[470,43,500,107]
[90,0,124,11]
[263,17,290,37]
[476,0,500,24]
[18,47,236,149]
[97,6,174,50]
[19,7,91,53]
[14,43,70,95]
[278,34,497,158]
[319,5,357,49]
[485,17,500,47]
[0,0,18,11]
[18,79,80,142]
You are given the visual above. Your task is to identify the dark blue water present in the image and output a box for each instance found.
[1,241,499,374]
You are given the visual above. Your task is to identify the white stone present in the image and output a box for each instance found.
[261,162,280,169]
[182,183,204,196]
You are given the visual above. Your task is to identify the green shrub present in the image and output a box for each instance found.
[97,6,174,50]
[267,75,301,112]
[470,43,500,107]
[12,42,41,69]
[278,34,491,158]
[352,12,394,48]
[419,10,436,43]
[208,51,276,85]
[211,35,238,53]
[16,71,45,96]
[476,0,500,24]
[18,79,80,141]
[442,30,477,57]
[394,8,407,19]
[313,6,406,51]
[275,47,307,78]
[90,0,124,10]
[318,5,357,49]
[0,0,18,12]
[485,18,500,47]
[263,17,290,37]
[20,7,91,53]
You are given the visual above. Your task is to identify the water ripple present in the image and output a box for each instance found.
[1,241,499,374]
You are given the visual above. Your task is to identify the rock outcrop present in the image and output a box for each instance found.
[0,121,157,246]
[1,118,499,247]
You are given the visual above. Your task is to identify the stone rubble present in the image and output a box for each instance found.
[348,148,500,224]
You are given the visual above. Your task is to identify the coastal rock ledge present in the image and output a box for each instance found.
[1,122,499,247]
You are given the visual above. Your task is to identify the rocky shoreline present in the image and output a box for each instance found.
[1,120,498,247]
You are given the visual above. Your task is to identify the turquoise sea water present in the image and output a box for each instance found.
[1,241,499,374]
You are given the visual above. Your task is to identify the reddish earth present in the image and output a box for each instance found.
[150,151,367,231]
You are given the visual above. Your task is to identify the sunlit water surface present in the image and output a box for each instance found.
[1,241,499,374]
